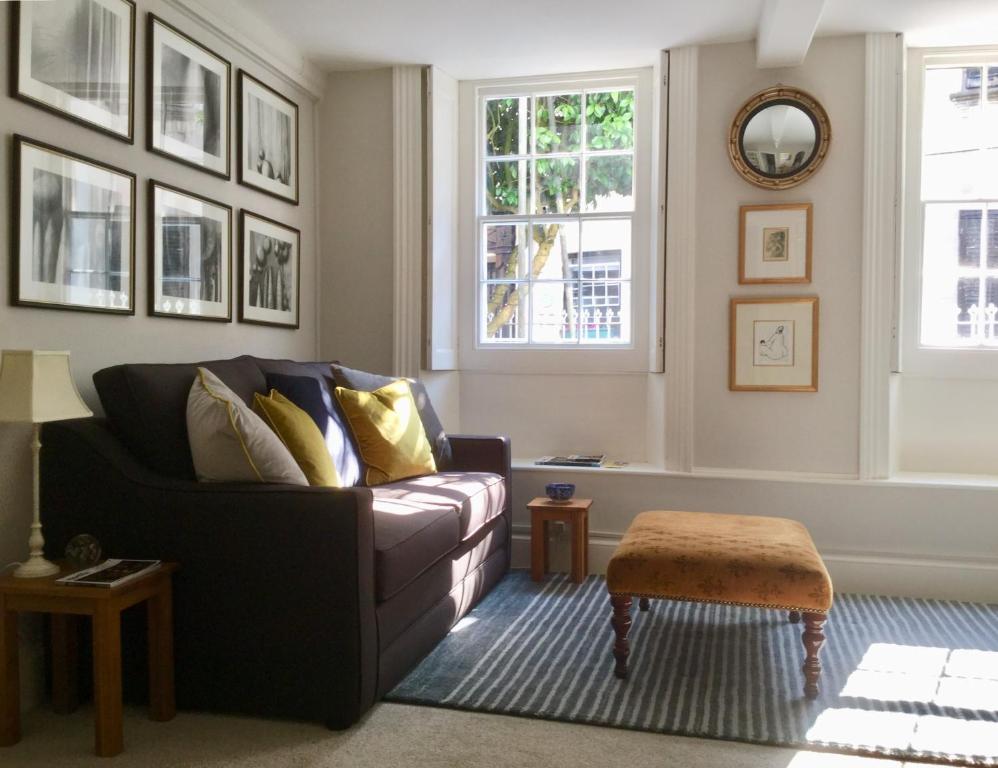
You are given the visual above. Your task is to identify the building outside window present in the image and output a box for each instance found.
[916,58,998,347]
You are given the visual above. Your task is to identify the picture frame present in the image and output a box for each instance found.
[729,296,818,392]
[239,210,300,329]
[738,203,812,284]
[237,70,299,204]
[147,14,231,178]
[12,0,136,142]
[12,134,136,315]
[149,180,232,322]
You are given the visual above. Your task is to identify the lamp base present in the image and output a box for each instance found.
[13,554,61,579]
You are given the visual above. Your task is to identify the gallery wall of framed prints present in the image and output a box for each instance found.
[6,0,307,332]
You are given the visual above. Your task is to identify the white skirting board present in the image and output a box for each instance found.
[510,527,998,604]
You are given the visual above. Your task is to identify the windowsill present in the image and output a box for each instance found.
[512,459,998,489]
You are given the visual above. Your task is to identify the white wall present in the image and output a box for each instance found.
[693,38,864,475]
[319,68,395,375]
[0,0,320,709]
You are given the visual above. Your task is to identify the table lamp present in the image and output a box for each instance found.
[0,350,92,578]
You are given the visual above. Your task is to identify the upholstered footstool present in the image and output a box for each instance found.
[606,510,833,699]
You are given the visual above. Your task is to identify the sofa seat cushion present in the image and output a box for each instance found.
[371,472,506,601]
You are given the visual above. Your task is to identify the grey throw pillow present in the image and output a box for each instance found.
[330,363,453,470]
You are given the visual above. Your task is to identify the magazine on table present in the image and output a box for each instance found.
[535,454,606,468]
[57,559,161,588]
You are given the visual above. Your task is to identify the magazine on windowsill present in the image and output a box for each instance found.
[535,454,606,468]
[57,559,162,589]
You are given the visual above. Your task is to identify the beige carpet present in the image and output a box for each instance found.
[2,702,915,768]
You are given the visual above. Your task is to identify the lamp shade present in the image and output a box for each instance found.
[0,350,93,423]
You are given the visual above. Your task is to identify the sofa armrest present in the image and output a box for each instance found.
[40,418,377,727]
[447,434,511,477]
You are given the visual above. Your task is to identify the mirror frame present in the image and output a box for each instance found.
[728,86,831,190]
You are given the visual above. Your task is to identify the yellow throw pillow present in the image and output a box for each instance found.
[253,389,342,487]
[334,379,437,486]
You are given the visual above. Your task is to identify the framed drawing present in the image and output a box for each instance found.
[238,71,299,204]
[12,0,136,142]
[739,203,812,284]
[239,211,300,329]
[149,181,232,322]
[729,296,818,391]
[12,135,135,314]
[148,15,230,178]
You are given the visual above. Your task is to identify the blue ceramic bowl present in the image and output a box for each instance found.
[545,482,575,502]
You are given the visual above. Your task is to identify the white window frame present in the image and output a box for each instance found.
[902,46,998,378]
[458,68,656,374]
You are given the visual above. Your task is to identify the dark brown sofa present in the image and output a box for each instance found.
[40,355,510,728]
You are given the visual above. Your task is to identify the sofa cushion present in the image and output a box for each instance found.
[94,356,266,480]
[331,363,452,470]
[370,471,506,601]
[262,370,362,487]
[188,369,308,485]
[252,390,341,487]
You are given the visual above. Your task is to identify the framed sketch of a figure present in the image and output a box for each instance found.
[239,211,300,329]
[238,71,299,204]
[148,15,231,178]
[13,135,135,314]
[13,0,136,142]
[149,181,232,322]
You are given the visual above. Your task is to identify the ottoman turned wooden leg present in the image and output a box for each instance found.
[610,595,632,679]
[638,597,650,612]
[802,612,826,699]
[788,610,801,624]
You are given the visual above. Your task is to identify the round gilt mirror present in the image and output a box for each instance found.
[728,86,830,190]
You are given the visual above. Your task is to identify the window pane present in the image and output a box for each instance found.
[958,209,982,267]
[586,90,634,150]
[533,158,580,214]
[922,67,989,199]
[485,160,529,215]
[482,282,528,342]
[530,221,580,280]
[580,282,629,343]
[988,210,998,268]
[581,219,631,279]
[483,224,528,280]
[990,66,998,103]
[533,94,581,154]
[956,277,979,338]
[584,155,633,212]
[921,203,980,346]
[485,97,525,157]
[530,281,578,343]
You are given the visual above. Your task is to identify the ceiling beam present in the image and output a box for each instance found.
[756,0,825,69]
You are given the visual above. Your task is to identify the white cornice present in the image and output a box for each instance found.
[163,0,326,99]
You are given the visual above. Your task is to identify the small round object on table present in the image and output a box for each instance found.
[545,482,575,502]
[64,534,102,568]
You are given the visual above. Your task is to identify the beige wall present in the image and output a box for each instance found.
[0,2,320,708]
[693,37,864,475]
[319,68,395,375]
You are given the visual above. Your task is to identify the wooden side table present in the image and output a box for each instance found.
[528,497,592,584]
[0,562,178,757]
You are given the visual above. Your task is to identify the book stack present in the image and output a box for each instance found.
[535,454,605,468]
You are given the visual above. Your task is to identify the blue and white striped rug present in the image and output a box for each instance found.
[387,571,998,766]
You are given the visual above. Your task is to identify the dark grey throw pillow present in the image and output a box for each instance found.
[330,363,452,470]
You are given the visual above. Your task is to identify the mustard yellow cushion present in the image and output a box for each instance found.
[252,389,341,487]
[334,379,437,486]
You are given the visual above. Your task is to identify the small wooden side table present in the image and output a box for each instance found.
[528,497,592,584]
[0,562,178,757]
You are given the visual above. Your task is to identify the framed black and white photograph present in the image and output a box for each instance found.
[739,203,812,284]
[238,71,299,204]
[239,211,300,328]
[730,296,818,392]
[13,0,136,142]
[12,135,135,314]
[149,181,232,322]
[148,15,230,178]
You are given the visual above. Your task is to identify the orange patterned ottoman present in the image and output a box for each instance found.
[606,510,833,699]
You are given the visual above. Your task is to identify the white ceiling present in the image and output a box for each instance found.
[239,0,998,79]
